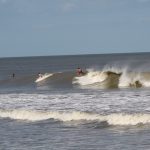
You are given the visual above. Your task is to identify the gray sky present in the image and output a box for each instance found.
[0,0,150,57]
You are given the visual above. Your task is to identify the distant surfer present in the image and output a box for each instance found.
[38,73,43,78]
[129,80,142,88]
[76,67,84,75]
[12,73,15,78]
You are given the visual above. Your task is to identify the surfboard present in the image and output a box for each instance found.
[35,73,53,83]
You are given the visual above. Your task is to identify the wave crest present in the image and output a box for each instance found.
[1,109,150,126]
[73,66,150,89]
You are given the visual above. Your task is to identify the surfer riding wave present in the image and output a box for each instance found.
[76,67,85,76]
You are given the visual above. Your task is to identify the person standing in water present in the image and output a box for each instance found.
[12,73,15,78]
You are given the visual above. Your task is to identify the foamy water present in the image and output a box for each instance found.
[1,109,150,125]
[0,89,150,126]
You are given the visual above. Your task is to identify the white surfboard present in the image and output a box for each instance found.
[35,73,53,83]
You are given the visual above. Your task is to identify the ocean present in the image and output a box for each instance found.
[0,53,150,150]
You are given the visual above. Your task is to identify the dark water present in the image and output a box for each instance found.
[0,53,150,149]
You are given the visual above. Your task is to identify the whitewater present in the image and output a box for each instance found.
[1,53,150,150]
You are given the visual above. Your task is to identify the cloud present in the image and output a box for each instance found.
[1,0,7,3]
[32,23,53,30]
[139,17,150,22]
[137,0,150,3]
[62,1,76,12]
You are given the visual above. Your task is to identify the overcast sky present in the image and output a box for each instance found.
[0,0,150,57]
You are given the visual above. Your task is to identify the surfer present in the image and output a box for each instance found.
[38,73,43,78]
[76,67,84,75]
[12,73,15,78]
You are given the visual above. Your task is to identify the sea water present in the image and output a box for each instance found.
[0,53,150,150]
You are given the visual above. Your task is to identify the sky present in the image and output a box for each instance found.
[0,0,150,57]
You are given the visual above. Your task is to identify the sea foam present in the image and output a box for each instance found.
[0,109,150,125]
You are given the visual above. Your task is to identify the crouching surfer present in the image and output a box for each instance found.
[76,67,85,76]
[129,80,142,88]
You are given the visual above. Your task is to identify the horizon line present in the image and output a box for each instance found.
[0,51,150,59]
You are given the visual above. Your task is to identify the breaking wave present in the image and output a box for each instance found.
[0,66,150,89]
[0,109,150,126]
[73,66,150,89]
